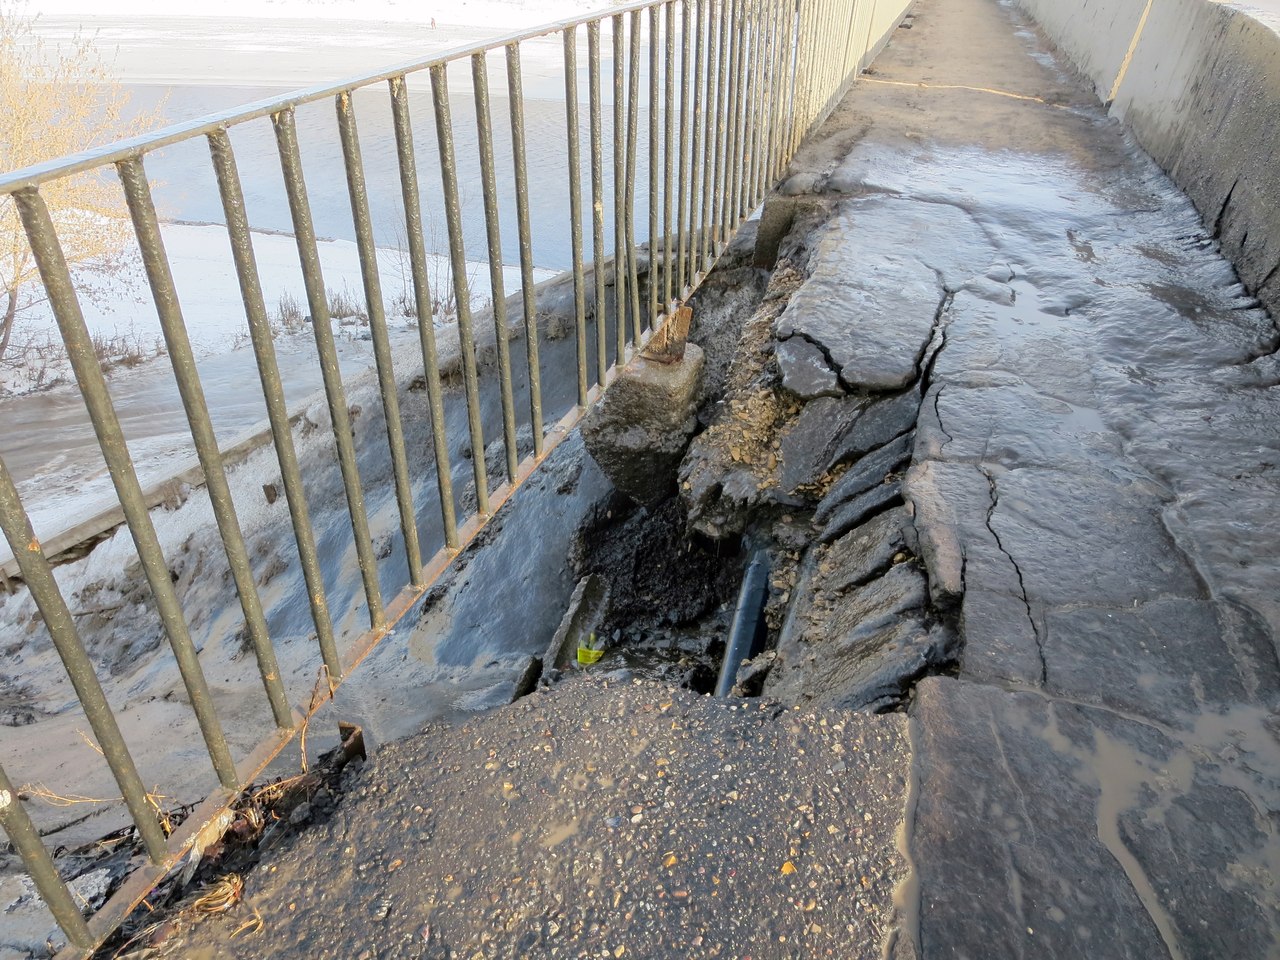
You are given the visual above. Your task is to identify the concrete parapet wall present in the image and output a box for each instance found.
[1017,0,1280,318]
[866,0,917,68]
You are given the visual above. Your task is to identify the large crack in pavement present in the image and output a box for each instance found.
[977,465,1047,687]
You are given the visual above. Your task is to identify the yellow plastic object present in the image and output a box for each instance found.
[577,645,604,666]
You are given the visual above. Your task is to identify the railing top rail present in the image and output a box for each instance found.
[0,0,670,195]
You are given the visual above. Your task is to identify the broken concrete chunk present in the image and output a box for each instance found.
[776,335,845,400]
[543,575,612,673]
[766,561,950,712]
[770,199,990,392]
[581,343,704,506]
[814,433,914,526]
[825,386,921,471]
[819,506,911,594]
[779,395,865,492]
[819,480,903,543]
[824,622,954,712]
[826,561,928,641]
[732,649,777,697]
[901,459,985,608]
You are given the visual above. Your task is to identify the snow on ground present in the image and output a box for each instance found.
[1,219,555,398]
[22,0,609,29]
[0,218,556,569]
[15,0,631,89]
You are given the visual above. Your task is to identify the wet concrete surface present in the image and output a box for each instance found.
[757,0,1280,954]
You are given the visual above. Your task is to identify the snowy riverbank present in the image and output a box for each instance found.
[16,0,613,87]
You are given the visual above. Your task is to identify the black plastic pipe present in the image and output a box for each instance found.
[715,550,771,697]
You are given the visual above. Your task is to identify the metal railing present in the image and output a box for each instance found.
[0,0,906,952]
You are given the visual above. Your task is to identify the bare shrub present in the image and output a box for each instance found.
[327,283,365,324]
[272,291,306,335]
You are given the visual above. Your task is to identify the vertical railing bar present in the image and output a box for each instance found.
[773,0,793,179]
[335,92,426,588]
[754,0,771,204]
[742,0,762,216]
[0,762,94,949]
[782,0,797,162]
[850,0,862,72]
[821,0,839,117]
[561,29,591,411]
[722,0,742,245]
[862,0,878,73]
[723,0,746,241]
[832,0,848,106]
[769,0,786,181]
[710,0,730,251]
[793,0,814,154]
[587,22,608,386]
[388,76,460,549]
[663,0,676,305]
[820,0,836,122]
[471,53,521,482]
[840,0,858,89]
[272,106,386,631]
[626,9,643,341]
[850,0,860,71]
[805,0,822,135]
[648,4,661,327]
[116,157,292,731]
[754,0,776,205]
[838,0,853,97]
[676,0,693,294]
[860,0,881,74]
[769,0,791,184]
[721,0,742,240]
[791,0,810,156]
[0,455,169,861]
[837,0,853,100]
[814,0,829,121]
[504,46,547,450]
[783,0,803,169]
[773,0,793,167]
[612,13,628,363]
[689,0,708,278]
[208,129,342,682]
[759,0,780,199]
[740,0,758,217]
[14,186,238,790]
[700,0,721,269]
[429,64,490,517]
